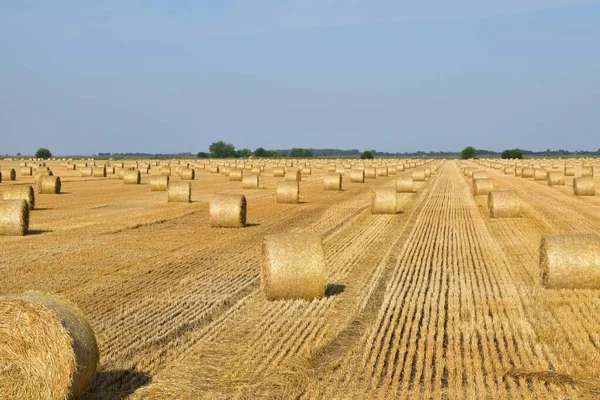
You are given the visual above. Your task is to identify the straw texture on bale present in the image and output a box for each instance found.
[533,169,548,181]
[80,167,93,177]
[387,165,397,175]
[277,181,299,204]
[323,174,342,190]
[2,185,35,210]
[424,167,432,177]
[350,169,365,183]
[412,169,425,182]
[160,167,171,176]
[540,234,600,289]
[376,167,388,177]
[229,168,243,181]
[209,165,220,174]
[473,178,494,196]
[150,175,169,191]
[582,165,594,177]
[301,167,312,176]
[242,174,259,189]
[504,166,515,175]
[0,200,29,236]
[0,292,99,400]
[573,177,595,196]
[124,170,141,184]
[335,166,345,175]
[209,193,246,228]
[547,171,565,186]
[564,165,575,176]
[20,167,33,176]
[117,168,128,180]
[515,166,523,176]
[92,166,106,178]
[273,167,285,177]
[261,233,326,301]
[371,187,397,214]
[471,171,487,182]
[327,165,336,172]
[180,168,195,180]
[167,181,191,203]
[521,168,534,178]
[2,168,16,181]
[396,175,413,193]
[285,170,302,182]
[39,175,61,194]
[488,190,521,218]
[364,167,376,179]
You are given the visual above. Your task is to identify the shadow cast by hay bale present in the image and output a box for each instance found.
[82,369,151,400]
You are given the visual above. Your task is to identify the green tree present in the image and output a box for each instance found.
[360,150,374,159]
[197,151,210,158]
[236,148,251,158]
[460,146,476,159]
[35,148,52,159]
[254,147,269,157]
[208,141,236,158]
[289,148,313,158]
[501,148,524,159]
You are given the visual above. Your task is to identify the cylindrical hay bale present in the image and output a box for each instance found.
[582,165,594,177]
[397,164,405,172]
[301,167,312,176]
[150,175,169,191]
[209,193,246,227]
[533,169,548,181]
[376,167,388,177]
[515,166,523,177]
[242,174,259,189]
[251,166,261,175]
[323,174,342,190]
[488,190,521,218]
[2,185,35,210]
[503,166,515,175]
[2,168,17,181]
[396,175,413,193]
[92,166,106,178]
[209,165,220,174]
[573,177,595,196]
[80,167,93,177]
[326,165,336,173]
[0,292,99,399]
[473,178,494,196]
[0,200,29,236]
[261,233,326,300]
[547,171,565,186]
[387,165,397,175]
[273,167,285,177]
[350,169,365,183]
[412,169,425,182]
[229,168,243,181]
[371,187,397,214]
[180,168,195,180]
[521,168,534,178]
[277,181,299,204]
[471,171,487,183]
[167,181,191,203]
[20,167,33,176]
[39,176,61,194]
[564,165,575,176]
[424,167,432,178]
[124,170,141,184]
[335,166,345,175]
[540,234,600,289]
[364,167,376,179]
[285,170,302,182]
[160,167,171,176]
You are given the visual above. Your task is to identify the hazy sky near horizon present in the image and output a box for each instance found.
[1,1,600,155]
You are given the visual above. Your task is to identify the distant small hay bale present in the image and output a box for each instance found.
[515,166,523,176]
[533,169,548,181]
[261,233,326,301]
[209,193,246,227]
[229,168,244,181]
[473,178,494,196]
[412,169,426,182]
[540,234,600,289]
[285,170,302,182]
[503,166,515,175]
[471,171,487,183]
[301,167,312,176]
[488,190,521,218]
[371,187,397,214]
[180,168,195,180]
[350,169,365,183]
[387,165,397,175]
[0,200,29,236]
[564,165,575,176]
[273,167,286,177]
[3,185,35,210]
[376,167,388,177]
[251,166,261,175]
[150,175,169,191]
[521,168,534,178]
[424,167,432,178]
[327,165,336,172]
[323,174,342,190]
[209,165,220,174]
[464,168,476,178]
[92,166,106,178]
[573,177,595,196]
[20,167,33,176]
[277,181,299,204]
[396,175,413,193]
[39,175,61,194]
[335,166,345,175]
[124,170,141,184]
[0,292,99,400]
[80,167,93,177]
[397,164,405,171]
[242,174,259,189]
[167,181,191,203]
[547,171,565,186]
[160,167,172,176]
[582,165,594,177]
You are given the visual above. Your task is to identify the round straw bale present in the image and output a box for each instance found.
[504,166,515,175]
[564,165,575,176]
[412,169,425,182]
[547,171,565,186]
[397,164,405,172]
[150,175,169,191]
[251,166,261,175]
[2,185,35,210]
[0,200,29,236]
[323,174,342,190]
[285,170,302,182]
[473,178,494,196]
[488,190,521,218]
[92,166,106,178]
[301,167,312,176]
[424,167,432,178]
[327,165,336,173]
[180,168,195,180]
[471,171,487,182]
[20,167,32,176]
[160,167,171,176]
[229,168,243,181]
[209,193,246,227]
[364,167,376,179]
[277,181,299,204]
[335,166,345,175]
[515,166,523,177]
[540,234,600,289]
[376,167,388,177]
[533,169,548,181]
[350,169,365,183]
[261,233,326,301]
[39,175,61,194]
[573,177,595,196]
[2,168,16,181]
[273,167,285,177]
[371,187,397,214]
[167,181,191,203]
[582,165,594,177]
[387,165,397,175]
[0,292,99,399]
[396,175,413,193]
[80,167,93,177]
[521,168,534,178]
[209,165,220,174]
[124,170,141,184]
[242,174,259,189]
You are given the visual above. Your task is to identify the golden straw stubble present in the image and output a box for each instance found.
[209,193,246,227]
[540,234,600,289]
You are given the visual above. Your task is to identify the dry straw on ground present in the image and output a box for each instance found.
[521,168,534,178]
[540,234,600,289]
[488,190,521,218]
[371,187,397,214]
[2,185,35,210]
[124,170,141,184]
[242,174,260,189]
[547,171,565,186]
[0,200,29,236]
[573,177,595,196]
[261,233,326,300]
[396,175,413,193]
[229,168,243,181]
[150,175,169,191]
[209,193,246,228]
[350,169,365,183]
[167,181,191,203]
[412,169,426,182]
[180,168,195,180]
[39,175,61,194]
[323,174,342,190]
[277,181,299,204]
[0,292,99,400]
[533,169,548,181]
[473,178,494,196]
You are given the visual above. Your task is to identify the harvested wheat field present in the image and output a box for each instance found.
[2,157,600,399]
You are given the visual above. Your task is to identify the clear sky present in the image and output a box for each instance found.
[1,1,599,155]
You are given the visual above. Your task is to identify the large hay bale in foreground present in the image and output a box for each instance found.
[124,170,141,184]
[412,169,425,182]
[371,187,397,214]
[92,167,106,178]
[209,193,246,227]
[540,234,600,289]
[277,181,299,204]
[167,181,191,203]
[488,190,521,218]
[547,171,565,186]
[0,292,99,399]
[473,178,493,196]
[582,165,594,177]
[242,174,260,189]
[350,169,365,183]
[323,174,342,190]
[261,233,326,301]
[0,200,29,236]
[39,175,61,194]
[573,177,595,196]
[150,175,169,191]
[396,175,413,193]
[180,168,195,180]
[2,185,35,210]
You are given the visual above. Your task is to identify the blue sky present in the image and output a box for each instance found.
[1,1,599,155]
